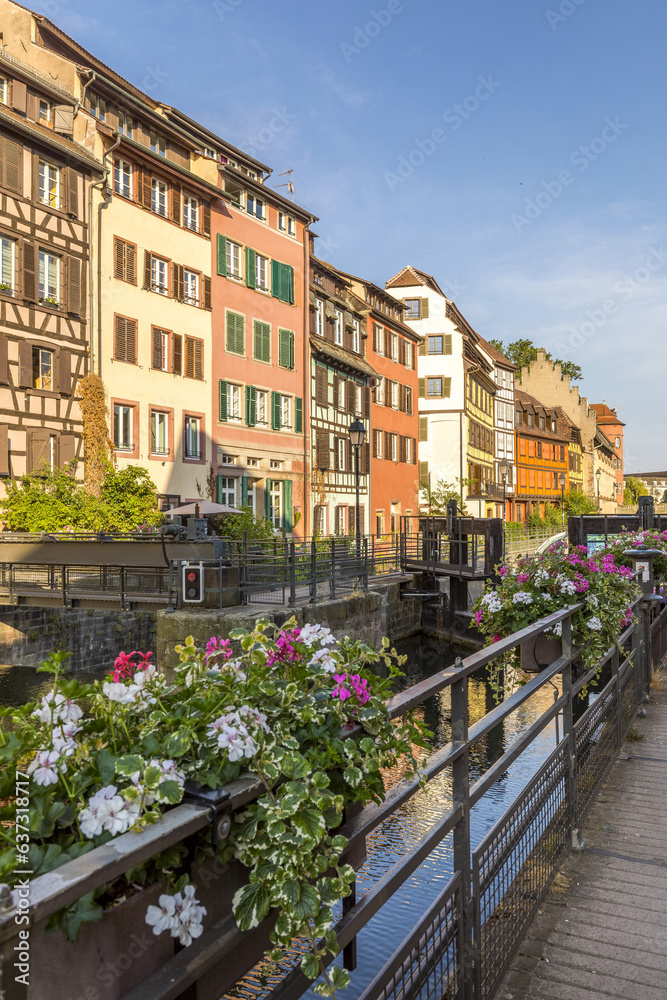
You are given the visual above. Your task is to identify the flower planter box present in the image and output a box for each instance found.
[520,635,563,673]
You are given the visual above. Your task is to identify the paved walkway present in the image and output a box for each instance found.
[498,674,667,1000]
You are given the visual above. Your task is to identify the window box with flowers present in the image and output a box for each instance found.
[0,622,427,999]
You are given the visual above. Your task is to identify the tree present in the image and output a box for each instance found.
[488,338,583,383]
[563,489,597,515]
[623,476,650,506]
[215,506,276,540]
[420,478,468,515]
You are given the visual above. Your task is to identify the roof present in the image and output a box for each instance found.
[595,427,615,452]
[385,265,446,296]
[0,103,101,170]
[590,403,626,427]
[625,471,667,479]
[475,334,516,370]
[309,338,376,379]
[330,267,422,342]
[515,390,570,444]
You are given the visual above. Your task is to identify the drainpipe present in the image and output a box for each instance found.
[89,133,122,376]
[302,224,310,535]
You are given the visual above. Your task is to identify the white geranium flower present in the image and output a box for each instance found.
[27,749,61,786]
[102,681,139,705]
[145,894,178,935]
[587,616,603,632]
[299,623,335,647]
[480,591,502,613]
[78,785,140,839]
[33,690,83,725]
[512,591,533,605]
[588,595,599,608]
[309,648,338,673]
[534,569,549,586]
[147,886,206,947]
[559,579,578,596]
[237,706,269,732]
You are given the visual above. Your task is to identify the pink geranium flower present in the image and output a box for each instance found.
[332,674,351,701]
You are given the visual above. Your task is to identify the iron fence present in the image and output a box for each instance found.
[1,596,664,1000]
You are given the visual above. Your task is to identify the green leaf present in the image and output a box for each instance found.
[115,754,144,777]
[46,891,103,942]
[311,771,330,789]
[330,966,350,991]
[292,807,326,842]
[233,882,271,931]
[156,779,183,804]
[300,952,321,979]
[293,883,320,922]
[281,880,301,907]
[95,748,117,785]
[343,766,362,788]
[165,730,190,757]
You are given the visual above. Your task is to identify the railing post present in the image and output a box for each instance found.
[450,657,473,999]
[330,539,337,599]
[561,612,584,851]
[61,565,67,607]
[631,606,643,717]
[611,645,622,751]
[637,603,649,717]
[120,565,126,611]
[362,537,368,592]
[309,538,317,602]
[288,541,296,605]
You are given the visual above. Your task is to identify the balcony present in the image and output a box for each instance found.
[468,481,514,500]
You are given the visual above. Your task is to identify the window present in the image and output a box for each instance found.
[281,395,291,428]
[150,132,167,157]
[38,160,59,208]
[150,411,169,455]
[390,333,398,361]
[375,377,384,406]
[390,434,397,462]
[256,254,269,290]
[151,256,168,295]
[428,335,444,354]
[0,79,6,105]
[256,390,268,424]
[315,299,325,337]
[114,158,132,199]
[355,384,363,416]
[246,194,265,219]
[226,240,242,279]
[151,179,168,216]
[184,416,201,458]
[228,384,242,421]
[38,250,60,307]
[113,237,136,283]
[405,386,413,415]
[278,211,286,231]
[32,347,54,390]
[334,309,344,346]
[375,430,383,459]
[88,94,106,121]
[114,315,137,364]
[218,452,236,465]
[426,377,450,397]
[253,321,271,363]
[183,269,199,306]
[405,298,421,320]
[38,100,50,126]
[270,459,283,470]
[183,195,199,231]
[152,328,169,371]
[287,216,296,236]
[226,311,245,355]
[118,112,132,137]
[351,320,360,354]
[391,381,398,409]
[247,457,259,468]
[374,324,384,355]
[337,378,346,411]
[404,341,413,368]
[113,404,133,451]
[278,328,294,369]
[184,336,204,380]
[218,477,236,506]
[615,436,621,448]
[405,438,412,464]
[0,237,15,295]
[269,481,282,529]
[204,146,217,160]
[337,437,347,471]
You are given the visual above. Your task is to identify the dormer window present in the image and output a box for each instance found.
[88,94,106,121]
[150,131,167,157]
[118,111,132,137]
[204,147,217,160]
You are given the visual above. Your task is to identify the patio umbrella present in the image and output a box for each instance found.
[166,501,242,516]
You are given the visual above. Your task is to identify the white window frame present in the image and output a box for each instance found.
[183,269,199,306]
[38,160,59,209]
[33,347,54,390]
[375,430,383,460]
[154,329,168,371]
[246,194,265,220]
[351,320,360,354]
[38,250,60,307]
[270,481,282,530]
[204,146,217,160]
[390,333,398,361]
[228,384,242,421]
[337,438,346,471]
[337,379,346,411]
[256,390,268,425]
[151,178,168,217]
[391,381,398,409]
[150,410,169,455]
[226,241,242,279]
[256,254,269,290]
[183,195,199,232]
[334,309,344,346]
[390,434,397,462]
[270,459,283,470]
[118,111,132,137]
[405,438,412,464]
[287,216,296,237]
[0,79,6,105]
[38,99,50,126]
[114,158,132,199]
[355,384,363,416]
[404,341,412,368]
[375,325,384,355]
[281,395,291,429]
[89,94,106,121]
[315,299,325,337]
[150,132,167,157]
[184,416,201,458]
[0,237,16,295]
[278,212,286,231]
[114,404,133,451]
[218,477,237,506]
[151,257,168,295]
[375,378,384,406]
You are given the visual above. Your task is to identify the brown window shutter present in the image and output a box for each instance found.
[316,430,330,470]
[316,366,327,406]
[194,339,203,380]
[346,380,354,414]
[185,337,194,378]
[170,186,181,224]
[362,442,370,474]
[372,325,377,352]
[0,424,8,477]
[398,385,405,412]
[67,256,82,315]
[59,433,76,473]
[12,80,27,114]
[114,316,126,361]
[142,170,152,209]
[398,339,405,365]
[385,380,392,408]
[0,336,8,384]
[126,319,137,364]
[400,436,407,463]
[172,334,182,374]
[143,251,152,290]
[28,428,50,473]
[202,202,211,238]
[134,165,143,207]
[384,431,391,459]
[372,431,378,459]
[152,328,163,369]
[412,437,417,464]
[363,386,370,418]
[0,136,21,194]
[203,275,211,310]
[18,341,32,387]
[333,436,339,471]
[418,377,425,398]
[59,349,72,395]
[67,167,78,217]
[172,262,184,301]
[22,240,37,302]
[114,237,125,280]
[126,242,136,284]
[333,374,339,403]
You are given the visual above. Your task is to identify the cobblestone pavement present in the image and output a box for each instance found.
[498,675,667,1000]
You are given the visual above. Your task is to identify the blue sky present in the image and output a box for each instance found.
[43,0,667,471]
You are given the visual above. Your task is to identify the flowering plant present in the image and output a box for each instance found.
[473,540,640,677]
[0,620,428,995]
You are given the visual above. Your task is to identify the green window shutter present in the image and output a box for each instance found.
[216,475,223,503]
[253,321,270,363]
[285,264,295,304]
[289,330,295,368]
[245,247,256,289]
[444,377,452,397]
[245,385,256,426]
[226,312,244,354]
[295,396,303,434]
[271,259,280,299]
[216,234,227,276]
[265,478,272,518]
[282,480,293,532]
[419,339,426,356]
[421,297,429,318]
[444,333,452,355]
[418,377,426,398]
[278,328,292,368]
[271,391,281,430]
[241,476,249,507]
[218,380,228,421]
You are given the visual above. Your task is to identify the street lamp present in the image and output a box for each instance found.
[348,418,366,557]
[498,458,511,563]
[596,468,602,514]
[559,471,567,530]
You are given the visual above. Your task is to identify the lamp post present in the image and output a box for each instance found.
[348,418,366,557]
[498,458,511,563]
[559,471,567,530]
[596,467,602,514]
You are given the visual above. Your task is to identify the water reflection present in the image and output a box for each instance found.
[0,664,101,709]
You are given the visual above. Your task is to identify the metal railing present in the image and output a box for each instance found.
[0,562,175,609]
[2,594,662,999]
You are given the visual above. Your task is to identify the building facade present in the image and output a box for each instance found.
[591,403,624,506]
[337,271,420,534]
[0,50,99,489]
[513,389,569,521]
[309,256,373,536]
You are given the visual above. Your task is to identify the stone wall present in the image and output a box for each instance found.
[157,580,423,674]
[0,606,157,671]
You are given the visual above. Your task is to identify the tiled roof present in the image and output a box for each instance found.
[475,334,516,370]
[385,265,446,296]
[0,103,101,169]
[310,338,376,379]
[590,402,626,426]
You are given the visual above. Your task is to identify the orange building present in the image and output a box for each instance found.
[590,403,625,507]
[513,389,569,522]
[335,272,421,534]
[210,152,316,535]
